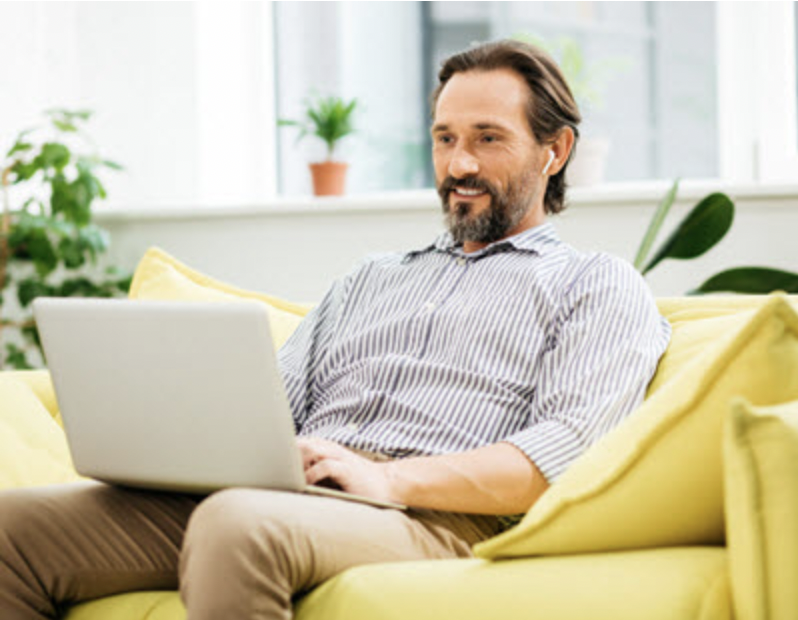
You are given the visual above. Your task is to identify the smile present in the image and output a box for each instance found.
[453,188,487,197]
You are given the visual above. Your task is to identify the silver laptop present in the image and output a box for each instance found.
[33,298,405,510]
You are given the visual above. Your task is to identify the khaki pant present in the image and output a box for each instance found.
[0,480,500,619]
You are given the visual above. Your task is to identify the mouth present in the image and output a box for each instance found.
[451,187,488,200]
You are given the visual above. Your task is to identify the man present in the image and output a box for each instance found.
[0,40,670,619]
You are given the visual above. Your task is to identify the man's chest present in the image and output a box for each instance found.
[325,256,565,382]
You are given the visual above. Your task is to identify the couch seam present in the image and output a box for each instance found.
[696,569,732,620]
[731,407,769,620]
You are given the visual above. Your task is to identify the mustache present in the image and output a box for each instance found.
[437,176,496,202]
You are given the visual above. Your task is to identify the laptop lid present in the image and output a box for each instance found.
[33,298,306,494]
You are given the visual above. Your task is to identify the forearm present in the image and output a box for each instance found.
[385,442,549,515]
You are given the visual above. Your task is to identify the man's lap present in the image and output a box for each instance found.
[0,482,498,616]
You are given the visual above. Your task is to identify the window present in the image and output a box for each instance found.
[424,2,718,185]
[273,2,429,196]
[275,1,726,194]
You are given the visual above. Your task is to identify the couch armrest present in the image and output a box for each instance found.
[3,370,61,426]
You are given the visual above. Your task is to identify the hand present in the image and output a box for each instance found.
[297,437,399,504]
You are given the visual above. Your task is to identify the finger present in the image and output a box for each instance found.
[298,438,354,468]
[305,459,349,490]
[297,440,322,470]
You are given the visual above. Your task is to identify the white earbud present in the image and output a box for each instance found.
[542,150,555,176]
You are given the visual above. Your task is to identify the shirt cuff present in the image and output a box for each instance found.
[502,420,587,484]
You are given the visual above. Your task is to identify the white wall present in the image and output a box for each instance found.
[95,184,798,303]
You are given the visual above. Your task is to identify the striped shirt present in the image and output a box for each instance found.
[277,223,671,484]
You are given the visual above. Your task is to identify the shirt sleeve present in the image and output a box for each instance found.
[502,255,671,484]
[276,271,352,433]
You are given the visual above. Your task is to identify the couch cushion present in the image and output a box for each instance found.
[0,374,80,489]
[129,247,312,350]
[295,548,731,620]
[65,592,184,620]
[10,369,62,425]
[475,294,798,559]
[724,397,798,620]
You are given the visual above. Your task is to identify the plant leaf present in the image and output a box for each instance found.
[35,143,71,171]
[690,267,798,295]
[17,277,53,308]
[4,343,34,370]
[101,159,124,171]
[58,236,86,269]
[52,119,78,133]
[634,179,679,271]
[26,230,59,278]
[6,141,33,157]
[643,192,734,275]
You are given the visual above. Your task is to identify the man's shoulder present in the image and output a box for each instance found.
[546,240,635,281]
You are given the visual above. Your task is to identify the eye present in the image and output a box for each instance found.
[481,134,499,144]
[435,135,454,145]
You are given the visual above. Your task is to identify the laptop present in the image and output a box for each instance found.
[33,298,405,510]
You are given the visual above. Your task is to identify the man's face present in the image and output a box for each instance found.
[431,69,548,249]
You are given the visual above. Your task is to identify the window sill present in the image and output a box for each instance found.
[96,180,798,223]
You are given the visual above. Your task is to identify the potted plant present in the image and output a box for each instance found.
[0,108,131,369]
[279,95,358,196]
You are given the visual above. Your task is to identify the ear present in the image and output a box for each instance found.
[547,127,576,176]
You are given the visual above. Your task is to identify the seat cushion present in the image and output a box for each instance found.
[7,369,61,425]
[475,294,798,559]
[295,547,731,620]
[129,247,312,350]
[724,397,798,620]
[0,374,80,489]
[65,591,184,620]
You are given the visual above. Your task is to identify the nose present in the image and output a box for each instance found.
[448,145,480,179]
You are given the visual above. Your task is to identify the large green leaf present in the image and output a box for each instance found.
[643,192,734,275]
[633,179,679,271]
[35,143,71,171]
[691,267,798,295]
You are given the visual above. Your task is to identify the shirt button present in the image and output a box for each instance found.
[456,257,467,266]
[424,301,436,311]
[347,422,359,432]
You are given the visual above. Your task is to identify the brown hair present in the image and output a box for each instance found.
[431,39,581,215]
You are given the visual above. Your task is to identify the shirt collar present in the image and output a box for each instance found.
[404,222,561,262]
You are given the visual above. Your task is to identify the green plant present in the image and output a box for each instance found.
[634,180,798,294]
[278,95,358,160]
[0,109,131,369]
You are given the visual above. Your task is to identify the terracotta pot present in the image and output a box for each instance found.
[309,161,348,196]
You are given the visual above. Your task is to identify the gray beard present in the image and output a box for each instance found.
[444,192,529,246]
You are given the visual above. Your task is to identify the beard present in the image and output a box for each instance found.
[437,170,538,246]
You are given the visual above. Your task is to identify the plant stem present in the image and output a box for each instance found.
[0,318,36,329]
[0,166,10,370]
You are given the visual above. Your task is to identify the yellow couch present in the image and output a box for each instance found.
[3,249,798,620]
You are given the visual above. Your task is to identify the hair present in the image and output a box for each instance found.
[430,39,581,215]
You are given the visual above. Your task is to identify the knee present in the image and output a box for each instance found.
[182,489,297,564]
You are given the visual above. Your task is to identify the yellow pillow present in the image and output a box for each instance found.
[10,369,62,425]
[0,374,81,489]
[475,294,798,559]
[129,247,312,350]
[724,397,798,620]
